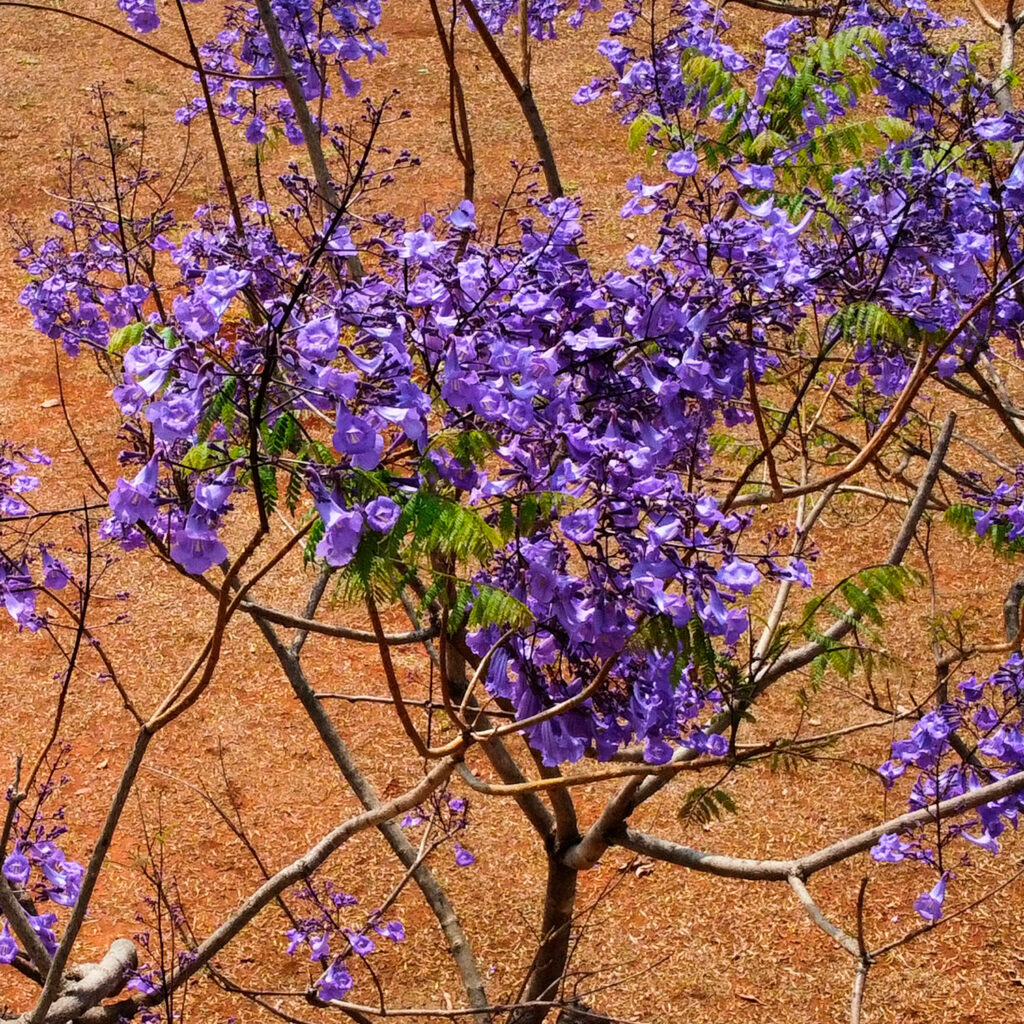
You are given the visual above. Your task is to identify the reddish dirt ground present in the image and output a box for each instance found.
[3,3,1024,1023]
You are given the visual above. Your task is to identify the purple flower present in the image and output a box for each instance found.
[127,972,159,995]
[666,150,698,177]
[374,919,406,942]
[41,549,70,590]
[962,829,1000,855]
[774,559,812,587]
[913,874,947,922]
[870,833,906,863]
[346,930,376,956]
[454,843,475,867]
[46,857,83,907]
[245,116,267,145]
[333,411,382,470]
[323,220,356,257]
[28,913,57,956]
[199,266,250,317]
[109,458,159,525]
[877,759,905,788]
[308,932,330,961]
[561,507,599,544]
[285,928,306,955]
[317,962,354,1002]
[705,733,729,757]
[118,0,159,32]
[147,392,202,442]
[0,923,17,965]
[1,565,38,631]
[170,516,228,575]
[194,471,235,515]
[297,316,340,361]
[3,851,30,885]
[315,495,365,567]
[365,496,401,532]
[716,559,761,594]
[448,200,477,232]
[974,113,1024,141]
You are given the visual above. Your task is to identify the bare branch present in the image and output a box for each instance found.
[755,410,955,686]
[12,941,137,1024]
[612,765,1024,880]
[788,876,859,957]
[243,601,437,645]
[143,759,456,1006]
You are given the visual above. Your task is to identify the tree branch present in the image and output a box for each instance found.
[611,765,1024,880]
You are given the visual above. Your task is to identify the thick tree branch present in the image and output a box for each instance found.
[12,941,137,1024]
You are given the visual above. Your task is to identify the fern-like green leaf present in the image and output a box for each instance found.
[679,785,738,825]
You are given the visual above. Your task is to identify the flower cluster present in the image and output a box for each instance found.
[401,790,476,866]
[873,656,1024,919]
[284,877,405,1003]
[0,445,72,631]
[1,752,84,965]
[19,0,1024,782]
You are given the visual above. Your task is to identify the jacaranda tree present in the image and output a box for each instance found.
[6,0,1024,1019]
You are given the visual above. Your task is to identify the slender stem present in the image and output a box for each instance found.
[251,620,491,1016]
[365,593,433,758]
[172,0,246,233]
[755,410,955,686]
[144,760,456,1003]
[788,875,859,957]
[252,0,364,279]
[459,0,563,197]
[850,961,869,1024]
[27,731,152,1024]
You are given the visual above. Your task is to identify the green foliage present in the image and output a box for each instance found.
[825,301,914,351]
[679,51,744,116]
[284,464,305,514]
[401,492,500,566]
[332,528,408,606]
[180,441,218,472]
[451,580,533,634]
[945,503,1024,557]
[430,428,499,468]
[807,24,885,75]
[767,740,810,773]
[687,24,899,189]
[197,377,237,442]
[627,614,721,691]
[779,115,915,188]
[679,785,738,825]
[304,514,325,565]
[107,321,146,355]
[265,411,300,457]
[496,492,562,542]
[627,111,669,155]
[797,564,920,688]
[802,564,920,635]
[709,432,762,461]
[256,464,278,511]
